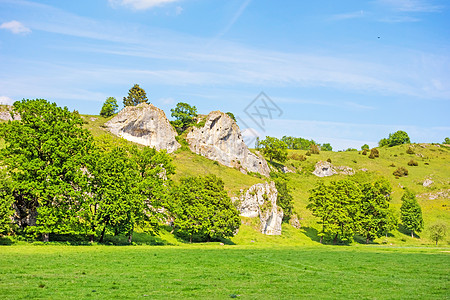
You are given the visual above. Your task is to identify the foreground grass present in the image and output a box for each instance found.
[0,245,448,299]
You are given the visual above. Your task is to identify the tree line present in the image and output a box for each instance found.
[0,99,240,243]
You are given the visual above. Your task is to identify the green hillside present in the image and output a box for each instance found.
[79,114,450,246]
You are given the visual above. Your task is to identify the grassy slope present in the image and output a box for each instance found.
[82,114,450,246]
[0,245,448,299]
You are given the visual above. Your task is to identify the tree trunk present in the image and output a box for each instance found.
[128,232,133,244]
[190,234,192,243]
[319,236,323,244]
[42,233,49,242]
[411,230,414,238]
[366,237,369,244]
[99,226,106,243]
[333,234,338,245]
[89,234,94,243]
[436,239,438,246]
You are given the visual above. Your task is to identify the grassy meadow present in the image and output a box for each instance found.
[0,244,448,299]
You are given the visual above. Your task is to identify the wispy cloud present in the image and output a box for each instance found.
[108,0,180,11]
[331,10,365,21]
[210,0,252,44]
[378,16,421,22]
[0,20,31,34]
[376,0,444,12]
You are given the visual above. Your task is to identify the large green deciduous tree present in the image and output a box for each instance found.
[429,222,446,246]
[0,168,14,235]
[358,178,396,243]
[400,189,424,238]
[170,174,240,242]
[308,180,362,244]
[259,136,288,163]
[100,97,118,117]
[0,99,93,241]
[123,84,148,107]
[170,102,198,132]
[379,130,410,147]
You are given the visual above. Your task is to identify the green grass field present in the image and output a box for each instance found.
[0,244,448,299]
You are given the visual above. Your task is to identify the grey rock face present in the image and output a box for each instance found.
[105,103,180,153]
[235,182,283,235]
[312,161,355,177]
[0,106,20,121]
[186,111,270,177]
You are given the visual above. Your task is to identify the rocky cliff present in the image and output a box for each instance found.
[105,103,180,153]
[186,111,270,177]
[235,182,283,235]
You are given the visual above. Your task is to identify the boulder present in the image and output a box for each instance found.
[105,103,180,153]
[423,179,433,187]
[235,182,283,235]
[186,111,270,177]
[312,161,355,177]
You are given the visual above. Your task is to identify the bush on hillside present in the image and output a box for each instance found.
[407,160,418,166]
[393,167,408,177]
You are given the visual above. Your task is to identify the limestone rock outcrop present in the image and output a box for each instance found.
[186,111,270,177]
[235,182,283,235]
[105,103,180,153]
[312,161,355,177]
[0,105,20,121]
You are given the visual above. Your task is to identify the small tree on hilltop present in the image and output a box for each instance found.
[170,102,198,132]
[310,143,320,154]
[259,136,288,163]
[400,189,423,238]
[443,137,450,144]
[100,97,118,117]
[123,84,148,107]
[321,143,332,151]
[379,130,410,147]
[361,144,370,150]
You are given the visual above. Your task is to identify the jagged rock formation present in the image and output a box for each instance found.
[0,105,20,121]
[312,161,355,177]
[105,103,180,153]
[234,182,283,235]
[186,111,270,177]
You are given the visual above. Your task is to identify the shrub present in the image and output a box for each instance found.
[362,149,368,155]
[361,144,370,150]
[393,167,408,177]
[327,158,332,163]
[310,144,320,154]
[368,148,379,159]
[305,151,311,156]
[406,147,415,155]
[407,160,418,166]
[389,163,396,167]
[289,153,306,161]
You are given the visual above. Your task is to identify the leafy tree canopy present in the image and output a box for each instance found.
[169,174,240,242]
[259,136,288,162]
[170,102,198,131]
[100,97,118,117]
[123,84,148,107]
[0,99,94,241]
[379,130,410,147]
[400,189,424,238]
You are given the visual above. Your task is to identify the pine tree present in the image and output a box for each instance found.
[400,189,424,238]
[123,84,148,107]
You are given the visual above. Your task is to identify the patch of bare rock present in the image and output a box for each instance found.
[234,182,283,235]
[312,161,355,177]
[186,111,270,177]
[104,103,180,153]
[0,105,20,121]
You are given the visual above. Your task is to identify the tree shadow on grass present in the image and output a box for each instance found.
[300,227,320,243]
[0,236,14,245]
[397,224,421,238]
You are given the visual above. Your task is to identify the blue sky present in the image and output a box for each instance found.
[0,0,449,149]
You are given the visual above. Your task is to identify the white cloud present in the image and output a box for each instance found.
[0,20,31,34]
[331,10,365,21]
[376,0,444,12]
[108,0,180,10]
[0,96,14,105]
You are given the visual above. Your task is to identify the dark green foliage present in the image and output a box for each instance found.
[429,222,447,245]
[100,97,118,117]
[368,148,379,159]
[170,102,198,132]
[274,178,294,222]
[443,137,450,144]
[321,143,332,151]
[0,99,93,240]
[281,136,324,150]
[0,168,14,235]
[226,112,236,122]
[307,180,362,244]
[326,158,332,163]
[361,144,370,150]
[407,159,418,166]
[379,130,411,147]
[362,149,368,155]
[259,136,288,162]
[400,189,423,238]
[170,175,240,242]
[123,84,148,107]
[346,148,357,152]
[305,151,311,156]
[406,147,415,155]
[393,167,408,177]
[358,178,396,243]
[310,144,320,154]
